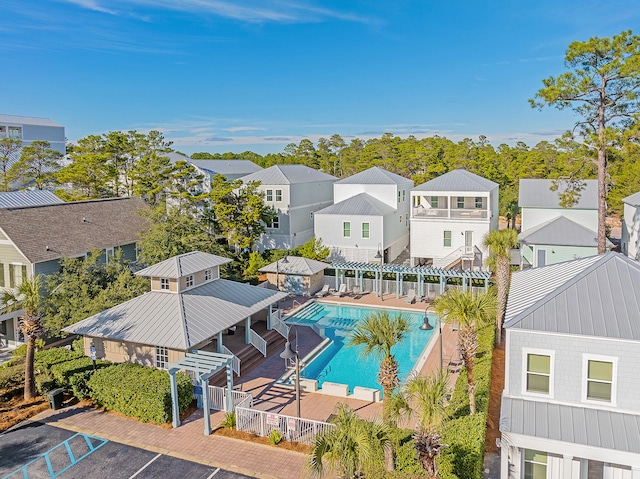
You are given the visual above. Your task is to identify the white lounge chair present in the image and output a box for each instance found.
[405,289,416,304]
[315,284,330,297]
[332,283,347,297]
[351,285,362,299]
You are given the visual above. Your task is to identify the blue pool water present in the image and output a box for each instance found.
[285,302,435,394]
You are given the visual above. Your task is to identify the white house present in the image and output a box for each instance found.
[0,114,65,158]
[239,165,336,251]
[499,252,640,478]
[621,191,640,262]
[313,166,413,263]
[518,179,601,268]
[410,169,498,268]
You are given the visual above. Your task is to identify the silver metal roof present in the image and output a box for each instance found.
[0,114,63,127]
[336,166,413,186]
[136,251,232,279]
[500,396,640,454]
[314,193,396,216]
[0,190,63,209]
[518,215,609,247]
[239,164,336,185]
[412,169,498,192]
[623,191,640,207]
[259,256,328,275]
[504,252,640,339]
[519,178,598,209]
[63,278,288,350]
[189,159,262,176]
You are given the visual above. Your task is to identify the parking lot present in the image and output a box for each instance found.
[0,421,255,479]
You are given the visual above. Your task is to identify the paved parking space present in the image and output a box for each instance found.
[0,422,255,479]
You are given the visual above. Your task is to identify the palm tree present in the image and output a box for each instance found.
[432,289,496,414]
[388,370,450,479]
[307,403,390,479]
[2,275,46,400]
[484,229,519,345]
[348,310,410,424]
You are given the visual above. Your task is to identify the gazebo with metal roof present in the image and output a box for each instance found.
[167,350,234,435]
[329,261,491,299]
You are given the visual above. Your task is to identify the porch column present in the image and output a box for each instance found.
[562,455,573,479]
[226,362,234,413]
[632,466,640,479]
[439,275,446,294]
[168,369,181,428]
[397,272,402,299]
[267,305,272,330]
[217,331,223,353]
[500,444,509,479]
[374,271,379,296]
[245,316,251,344]
[201,375,211,435]
[335,270,339,290]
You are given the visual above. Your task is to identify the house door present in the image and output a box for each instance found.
[537,249,546,267]
[464,231,473,254]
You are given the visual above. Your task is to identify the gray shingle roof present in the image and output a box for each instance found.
[518,215,610,247]
[336,167,412,186]
[314,193,396,216]
[504,252,640,339]
[259,256,328,275]
[412,169,498,192]
[0,197,149,264]
[501,396,640,454]
[0,191,63,209]
[623,191,640,207]
[63,278,288,350]
[136,251,232,279]
[519,178,598,209]
[239,165,336,185]
[0,114,63,127]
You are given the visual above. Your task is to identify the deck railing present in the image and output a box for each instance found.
[249,329,267,357]
[271,316,289,340]
[221,345,241,376]
[207,385,253,411]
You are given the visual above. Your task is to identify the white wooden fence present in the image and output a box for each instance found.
[221,345,241,376]
[249,328,267,357]
[207,385,253,412]
[271,315,289,340]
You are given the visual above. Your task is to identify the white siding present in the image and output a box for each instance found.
[410,219,490,263]
[314,213,383,262]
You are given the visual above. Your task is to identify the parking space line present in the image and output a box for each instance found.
[128,453,161,479]
[206,468,220,478]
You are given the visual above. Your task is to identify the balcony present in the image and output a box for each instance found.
[412,206,488,220]
[450,209,488,219]
[412,207,448,218]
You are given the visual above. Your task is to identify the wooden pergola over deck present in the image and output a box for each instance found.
[167,350,234,435]
[329,262,492,299]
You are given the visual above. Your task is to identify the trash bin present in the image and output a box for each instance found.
[47,388,65,410]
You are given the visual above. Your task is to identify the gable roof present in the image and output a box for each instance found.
[0,197,149,264]
[239,164,336,185]
[0,114,63,128]
[336,166,412,186]
[0,190,63,209]
[412,169,498,192]
[518,215,611,247]
[136,251,232,279]
[504,252,640,339]
[518,178,598,209]
[259,256,328,275]
[623,191,640,207]
[63,278,288,350]
[314,192,396,216]
[190,159,262,177]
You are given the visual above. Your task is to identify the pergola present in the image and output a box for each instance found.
[167,350,234,435]
[329,262,492,299]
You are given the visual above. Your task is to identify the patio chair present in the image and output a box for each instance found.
[351,285,362,299]
[331,283,347,297]
[405,289,416,304]
[315,284,330,298]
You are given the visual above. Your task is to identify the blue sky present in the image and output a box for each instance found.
[3,1,640,155]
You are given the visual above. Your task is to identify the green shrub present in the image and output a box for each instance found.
[268,428,283,445]
[87,363,193,424]
[35,370,57,394]
[0,362,23,390]
[219,412,236,429]
[35,347,83,372]
[72,337,84,352]
[12,339,46,358]
[49,357,110,399]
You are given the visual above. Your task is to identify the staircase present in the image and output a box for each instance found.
[391,246,412,266]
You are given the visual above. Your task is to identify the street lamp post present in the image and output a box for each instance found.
[280,328,301,418]
[374,243,383,301]
[420,306,443,370]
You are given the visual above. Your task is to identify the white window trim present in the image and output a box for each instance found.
[361,222,370,239]
[204,269,212,281]
[343,221,351,238]
[275,189,282,202]
[582,353,617,406]
[185,275,194,288]
[160,278,170,290]
[155,346,169,370]
[521,347,555,398]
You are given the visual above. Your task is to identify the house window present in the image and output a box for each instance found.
[185,275,194,288]
[400,215,402,223]
[160,278,170,290]
[155,346,169,369]
[266,189,273,201]
[524,450,547,479]
[270,216,279,229]
[585,357,614,402]
[0,126,5,138]
[398,191,401,203]
[402,190,405,202]
[525,352,551,395]
[430,196,438,208]
[443,231,452,247]
[475,197,483,208]
[0,263,4,287]
[405,216,408,227]
[21,265,27,283]
[275,189,282,202]
[204,269,212,281]
[457,197,464,208]
[310,212,313,220]
[362,223,370,239]
[343,222,351,238]
[106,248,114,263]
[8,127,21,139]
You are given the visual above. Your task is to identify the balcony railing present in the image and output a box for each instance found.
[412,207,449,218]
[412,207,488,219]
[450,209,488,219]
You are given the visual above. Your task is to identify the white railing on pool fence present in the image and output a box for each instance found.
[249,328,267,357]
[207,385,253,411]
[221,345,241,376]
[272,316,289,340]
[235,407,334,446]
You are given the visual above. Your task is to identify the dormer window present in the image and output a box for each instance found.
[160,278,170,290]
[186,275,194,288]
[205,269,212,281]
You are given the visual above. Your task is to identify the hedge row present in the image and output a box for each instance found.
[35,348,84,372]
[50,357,111,398]
[87,363,193,424]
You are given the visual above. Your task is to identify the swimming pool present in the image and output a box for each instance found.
[283,302,436,394]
